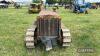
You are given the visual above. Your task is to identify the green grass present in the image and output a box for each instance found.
[0,7,100,56]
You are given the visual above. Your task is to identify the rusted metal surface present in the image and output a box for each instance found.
[36,11,61,37]
[37,10,61,19]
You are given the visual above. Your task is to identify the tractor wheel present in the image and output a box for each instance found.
[62,29,71,47]
[71,5,75,13]
[25,28,36,49]
[85,10,88,14]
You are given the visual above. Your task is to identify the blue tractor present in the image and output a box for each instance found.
[72,0,91,14]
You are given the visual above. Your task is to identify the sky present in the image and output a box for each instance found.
[0,0,32,2]
[85,0,100,3]
[0,0,100,3]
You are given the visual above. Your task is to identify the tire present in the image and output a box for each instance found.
[71,5,75,13]
[85,10,88,14]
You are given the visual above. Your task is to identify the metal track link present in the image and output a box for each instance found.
[25,27,36,48]
[62,29,71,47]
[61,23,71,47]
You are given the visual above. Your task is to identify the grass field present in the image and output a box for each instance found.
[0,7,100,56]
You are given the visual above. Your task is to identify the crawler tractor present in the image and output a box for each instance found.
[25,11,71,51]
[28,3,41,13]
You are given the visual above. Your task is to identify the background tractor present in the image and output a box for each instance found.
[14,2,22,9]
[28,3,41,14]
[90,3,98,9]
[25,10,71,51]
[72,0,91,14]
[28,0,44,14]
[0,0,9,8]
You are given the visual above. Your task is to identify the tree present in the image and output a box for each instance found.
[46,0,73,4]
